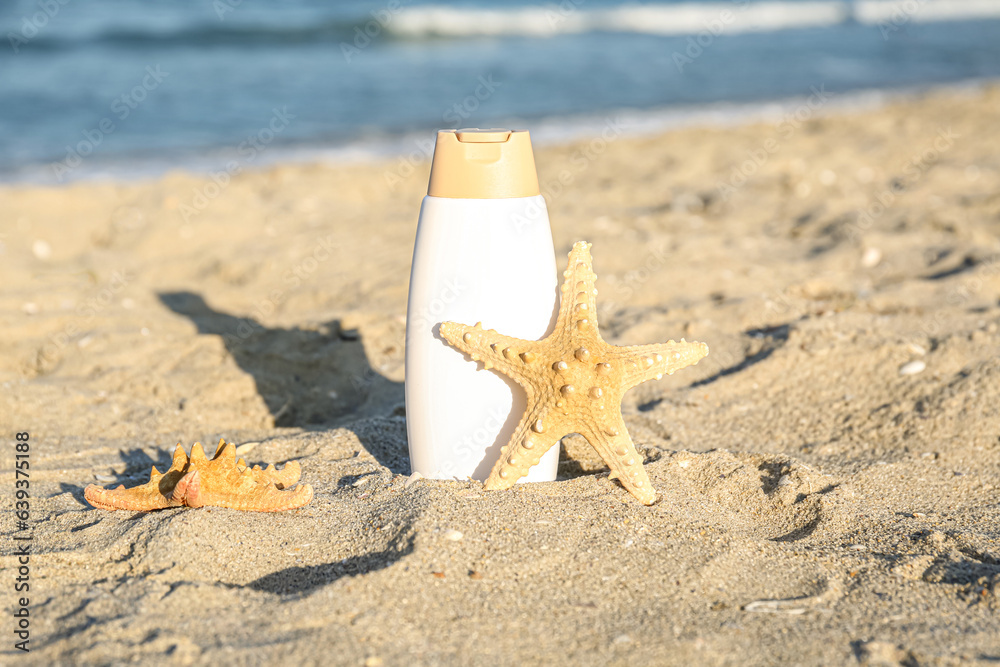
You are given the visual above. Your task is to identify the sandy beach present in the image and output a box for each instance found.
[2,84,999,665]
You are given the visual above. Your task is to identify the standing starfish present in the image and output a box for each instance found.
[440,241,708,504]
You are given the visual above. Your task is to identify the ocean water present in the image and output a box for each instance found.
[2,0,1000,183]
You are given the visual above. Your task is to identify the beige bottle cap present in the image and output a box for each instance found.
[427,128,540,199]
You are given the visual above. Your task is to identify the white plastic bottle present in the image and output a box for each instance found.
[405,129,560,482]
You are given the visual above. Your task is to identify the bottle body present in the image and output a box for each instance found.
[405,194,559,482]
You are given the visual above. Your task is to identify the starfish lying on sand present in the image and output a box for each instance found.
[84,439,312,512]
[440,241,708,505]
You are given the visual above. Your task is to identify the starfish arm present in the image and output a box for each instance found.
[555,241,601,340]
[580,414,657,505]
[485,400,564,491]
[170,443,189,470]
[610,339,709,388]
[85,445,190,511]
[439,321,541,382]
[84,482,182,511]
[250,460,301,489]
[225,483,312,512]
[212,438,236,461]
[174,468,313,511]
[208,437,301,489]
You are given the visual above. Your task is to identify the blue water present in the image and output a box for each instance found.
[2,0,1000,182]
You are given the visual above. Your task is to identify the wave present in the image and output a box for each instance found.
[16,21,366,51]
[14,0,1000,50]
[11,79,991,186]
[389,1,1000,37]
[390,2,849,37]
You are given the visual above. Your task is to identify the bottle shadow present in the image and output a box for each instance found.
[248,532,415,597]
[157,291,406,469]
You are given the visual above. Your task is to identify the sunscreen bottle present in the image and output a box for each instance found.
[405,129,559,482]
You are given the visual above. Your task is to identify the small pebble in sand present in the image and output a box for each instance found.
[899,360,926,376]
[140,327,150,336]
[743,600,807,614]
[22,302,39,315]
[352,476,370,488]
[403,471,423,489]
[861,247,882,268]
[443,529,463,542]
[234,441,259,456]
[32,239,52,260]
[907,343,926,356]
[847,544,867,551]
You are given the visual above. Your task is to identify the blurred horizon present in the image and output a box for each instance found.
[3,0,1000,183]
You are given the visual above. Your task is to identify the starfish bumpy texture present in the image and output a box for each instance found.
[84,439,312,512]
[440,241,708,504]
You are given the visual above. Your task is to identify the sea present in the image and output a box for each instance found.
[2,0,1000,183]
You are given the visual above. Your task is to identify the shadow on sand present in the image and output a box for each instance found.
[249,533,416,596]
[157,290,406,468]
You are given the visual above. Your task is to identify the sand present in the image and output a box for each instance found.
[2,84,999,666]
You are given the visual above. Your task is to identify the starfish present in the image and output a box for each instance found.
[440,241,708,504]
[84,440,313,512]
[83,444,188,511]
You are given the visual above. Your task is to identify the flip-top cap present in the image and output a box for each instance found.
[427,128,540,199]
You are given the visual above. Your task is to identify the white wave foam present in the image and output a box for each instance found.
[854,0,1000,24]
[388,0,1000,38]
